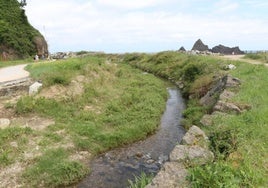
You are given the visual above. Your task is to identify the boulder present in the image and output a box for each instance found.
[200,115,213,126]
[182,125,209,148]
[219,90,235,101]
[191,39,209,51]
[211,44,244,55]
[146,162,188,188]
[29,81,43,95]
[213,101,241,114]
[0,118,11,129]
[200,76,227,107]
[178,46,186,52]
[33,36,49,58]
[170,145,214,166]
[226,76,241,88]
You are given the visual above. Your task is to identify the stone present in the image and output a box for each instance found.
[29,81,43,95]
[200,76,227,107]
[214,100,241,114]
[182,125,209,147]
[170,145,214,166]
[0,118,11,128]
[219,90,235,101]
[226,76,241,88]
[191,39,209,51]
[200,115,213,126]
[178,46,186,52]
[33,36,49,58]
[211,44,244,55]
[146,162,189,188]
[227,64,236,70]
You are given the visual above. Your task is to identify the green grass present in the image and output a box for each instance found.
[2,51,267,187]
[123,51,268,187]
[128,172,154,188]
[22,148,88,187]
[6,54,168,186]
[244,52,268,63]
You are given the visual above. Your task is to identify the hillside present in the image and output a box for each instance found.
[0,0,48,60]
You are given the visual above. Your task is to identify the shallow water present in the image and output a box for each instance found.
[78,88,185,188]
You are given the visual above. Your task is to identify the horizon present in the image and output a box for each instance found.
[25,0,268,53]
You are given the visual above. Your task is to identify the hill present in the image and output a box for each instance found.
[0,0,48,60]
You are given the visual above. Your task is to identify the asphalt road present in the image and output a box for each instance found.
[0,64,29,83]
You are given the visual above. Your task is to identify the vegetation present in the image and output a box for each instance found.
[0,54,167,186]
[128,172,154,188]
[1,51,267,187]
[123,51,268,187]
[244,52,268,63]
[0,0,42,58]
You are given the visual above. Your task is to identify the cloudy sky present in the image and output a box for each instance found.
[25,0,268,53]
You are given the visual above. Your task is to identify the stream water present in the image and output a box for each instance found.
[78,88,185,188]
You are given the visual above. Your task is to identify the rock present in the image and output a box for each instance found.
[178,46,186,52]
[227,64,236,70]
[146,162,189,188]
[211,44,244,55]
[226,76,241,88]
[214,101,241,114]
[182,125,209,148]
[219,90,235,101]
[200,76,227,107]
[0,118,11,128]
[200,115,213,126]
[200,75,240,107]
[29,81,43,95]
[191,39,209,51]
[33,36,49,58]
[170,145,214,166]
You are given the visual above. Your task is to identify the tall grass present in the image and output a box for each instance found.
[123,51,268,187]
[11,54,168,186]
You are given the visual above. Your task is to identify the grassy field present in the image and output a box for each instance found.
[244,52,268,64]
[124,51,268,187]
[1,55,168,187]
[1,52,267,187]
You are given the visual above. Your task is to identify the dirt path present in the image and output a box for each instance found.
[221,55,268,67]
[0,64,29,83]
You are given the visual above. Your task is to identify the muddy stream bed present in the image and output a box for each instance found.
[78,88,185,188]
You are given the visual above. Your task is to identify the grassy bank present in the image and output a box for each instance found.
[1,55,167,187]
[123,51,267,187]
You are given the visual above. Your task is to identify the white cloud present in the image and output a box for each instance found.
[25,0,268,52]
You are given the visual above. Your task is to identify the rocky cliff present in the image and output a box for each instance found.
[0,0,48,60]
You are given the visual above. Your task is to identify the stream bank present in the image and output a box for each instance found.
[78,88,185,188]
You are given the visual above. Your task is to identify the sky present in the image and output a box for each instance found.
[24,0,268,53]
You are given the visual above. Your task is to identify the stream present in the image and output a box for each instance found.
[78,88,185,188]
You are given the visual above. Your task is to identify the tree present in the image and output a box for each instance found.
[19,0,26,8]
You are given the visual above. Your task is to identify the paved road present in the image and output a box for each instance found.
[0,64,29,83]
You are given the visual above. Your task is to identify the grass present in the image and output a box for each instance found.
[2,51,267,187]
[244,52,268,63]
[128,172,154,188]
[0,54,168,186]
[123,51,268,187]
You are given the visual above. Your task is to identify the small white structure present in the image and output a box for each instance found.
[29,81,43,95]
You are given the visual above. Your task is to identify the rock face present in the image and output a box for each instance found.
[191,39,209,51]
[211,45,244,55]
[33,36,49,58]
[178,46,186,51]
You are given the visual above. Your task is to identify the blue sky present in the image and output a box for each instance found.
[25,0,268,53]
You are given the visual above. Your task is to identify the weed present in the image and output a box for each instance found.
[128,172,154,188]
[23,148,88,187]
